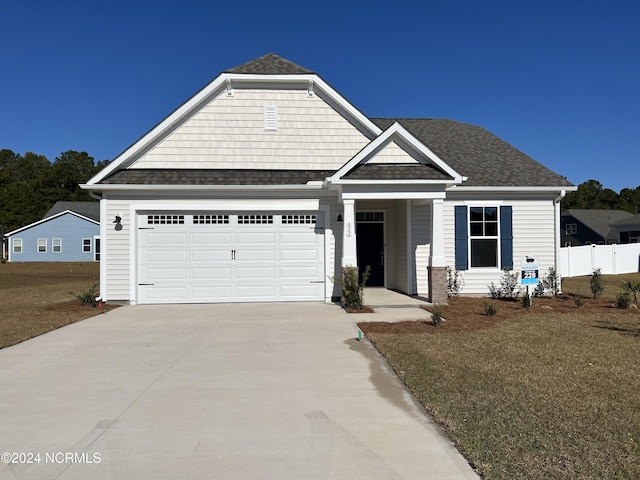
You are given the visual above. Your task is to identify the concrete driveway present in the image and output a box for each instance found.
[0,303,478,480]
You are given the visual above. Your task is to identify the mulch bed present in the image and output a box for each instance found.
[359,295,639,335]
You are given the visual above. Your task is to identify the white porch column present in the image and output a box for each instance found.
[429,198,446,267]
[341,199,358,267]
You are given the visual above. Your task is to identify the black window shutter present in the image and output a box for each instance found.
[454,206,468,270]
[500,206,513,270]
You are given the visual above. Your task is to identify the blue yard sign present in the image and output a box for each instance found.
[521,258,539,286]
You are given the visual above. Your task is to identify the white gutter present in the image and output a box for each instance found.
[448,185,578,193]
[79,183,325,192]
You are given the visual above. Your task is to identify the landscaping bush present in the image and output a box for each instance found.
[615,291,632,309]
[447,267,464,297]
[335,265,370,310]
[488,282,500,299]
[622,279,640,305]
[484,300,497,316]
[69,283,99,305]
[590,268,605,299]
[541,266,561,297]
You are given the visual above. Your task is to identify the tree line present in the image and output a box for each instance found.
[0,149,110,233]
[561,179,640,214]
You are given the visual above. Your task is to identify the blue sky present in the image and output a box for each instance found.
[1,0,638,192]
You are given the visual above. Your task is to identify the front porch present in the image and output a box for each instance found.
[337,197,449,304]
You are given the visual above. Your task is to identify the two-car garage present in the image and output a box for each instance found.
[136,212,325,304]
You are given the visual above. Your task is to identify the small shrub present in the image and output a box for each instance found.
[431,304,444,326]
[500,269,520,300]
[488,282,500,299]
[521,289,532,309]
[334,265,370,310]
[541,266,561,297]
[615,291,632,309]
[622,280,640,304]
[484,300,497,317]
[590,268,605,299]
[447,267,464,297]
[532,283,545,298]
[573,289,586,309]
[69,283,99,305]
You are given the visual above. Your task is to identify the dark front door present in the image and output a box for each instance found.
[356,222,384,286]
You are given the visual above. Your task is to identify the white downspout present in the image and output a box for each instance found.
[554,190,566,287]
[88,191,107,303]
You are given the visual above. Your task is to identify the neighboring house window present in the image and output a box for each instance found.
[565,223,577,235]
[455,205,513,270]
[37,238,47,253]
[13,238,23,254]
[82,238,92,252]
[52,238,62,253]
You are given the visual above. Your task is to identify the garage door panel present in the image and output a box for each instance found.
[280,284,324,299]
[237,285,277,298]
[236,266,276,279]
[192,286,233,299]
[280,250,319,261]
[145,232,186,245]
[192,267,231,280]
[237,232,276,245]
[143,286,188,302]
[144,267,187,281]
[191,232,232,244]
[192,250,231,262]
[280,266,321,278]
[138,212,325,304]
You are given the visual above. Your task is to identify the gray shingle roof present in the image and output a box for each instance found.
[102,169,333,185]
[224,53,314,75]
[343,163,453,181]
[44,201,100,222]
[609,213,640,227]
[562,209,634,239]
[372,118,573,187]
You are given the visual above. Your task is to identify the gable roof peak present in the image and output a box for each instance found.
[224,53,314,75]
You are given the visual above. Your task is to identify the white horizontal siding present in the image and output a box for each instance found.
[368,141,419,164]
[131,89,370,170]
[444,195,557,295]
[105,200,131,301]
[412,202,431,296]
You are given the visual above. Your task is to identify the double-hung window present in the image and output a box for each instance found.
[469,207,499,268]
[455,205,513,271]
[37,238,47,253]
[13,238,23,254]
[52,238,62,253]
[82,238,92,252]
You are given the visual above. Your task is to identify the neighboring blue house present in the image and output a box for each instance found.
[6,202,100,262]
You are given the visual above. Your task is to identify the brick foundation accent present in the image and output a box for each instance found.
[428,266,448,305]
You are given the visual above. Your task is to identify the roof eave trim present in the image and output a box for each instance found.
[331,179,457,185]
[80,183,325,192]
[330,122,464,183]
[4,210,99,236]
[447,185,578,193]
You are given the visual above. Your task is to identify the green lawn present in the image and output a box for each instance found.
[365,273,640,480]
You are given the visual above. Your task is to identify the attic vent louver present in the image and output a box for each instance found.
[264,106,277,131]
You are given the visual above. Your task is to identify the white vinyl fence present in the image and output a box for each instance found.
[559,244,640,278]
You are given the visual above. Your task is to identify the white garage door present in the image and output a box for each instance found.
[137,212,325,304]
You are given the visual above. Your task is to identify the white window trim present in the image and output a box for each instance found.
[468,206,501,270]
[13,238,23,254]
[37,238,47,253]
[82,238,92,253]
[52,238,62,253]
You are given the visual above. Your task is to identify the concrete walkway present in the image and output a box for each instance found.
[0,303,478,480]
